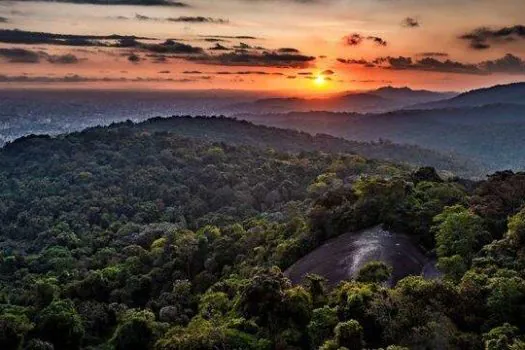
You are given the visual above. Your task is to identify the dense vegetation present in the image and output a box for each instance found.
[1,117,525,349]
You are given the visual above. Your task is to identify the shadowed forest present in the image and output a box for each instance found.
[2,117,525,349]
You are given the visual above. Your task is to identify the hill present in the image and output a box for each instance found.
[237,103,525,172]
[412,82,525,109]
[226,86,454,114]
[113,116,478,176]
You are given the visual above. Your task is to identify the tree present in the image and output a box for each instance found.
[35,299,85,350]
[507,208,525,247]
[0,313,33,350]
[238,268,291,332]
[111,310,157,350]
[356,261,392,284]
[307,306,339,348]
[433,205,489,280]
[333,320,364,350]
[484,323,520,350]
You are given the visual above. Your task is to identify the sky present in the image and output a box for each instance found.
[0,0,525,94]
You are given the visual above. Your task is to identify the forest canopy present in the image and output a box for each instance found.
[1,116,525,349]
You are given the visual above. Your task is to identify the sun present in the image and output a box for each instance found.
[314,75,326,87]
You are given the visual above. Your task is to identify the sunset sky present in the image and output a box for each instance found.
[1,0,525,93]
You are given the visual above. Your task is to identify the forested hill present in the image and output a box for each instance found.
[237,103,525,172]
[3,116,525,349]
[101,116,479,177]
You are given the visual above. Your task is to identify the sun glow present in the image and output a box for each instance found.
[314,75,326,87]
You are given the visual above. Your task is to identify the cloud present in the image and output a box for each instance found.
[213,71,284,75]
[402,17,419,28]
[128,53,141,63]
[189,51,316,68]
[132,14,229,23]
[278,48,300,53]
[0,48,81,64]
[382,55,485,74]
[204,38,228,42]
[343,33,387,47]
[0,17,8,23]
[367,36,387,46]
[209,43,229,51]
[15,0,188,6]
[167,16,229,24]
[0,29,154,46]
[0,48,41,63]
[417,52,449,58]
[480,53,525,74]
[344,33,363,46]
[337,57,376,67]
[47,53,80,64]
[460,25,525,50]
[201,35,258,40]
[141,39,204,54]
[349,53,525,75]
[0,74,208,84]
[321,69,334,75]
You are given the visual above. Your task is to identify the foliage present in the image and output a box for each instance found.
[1,117,525,349]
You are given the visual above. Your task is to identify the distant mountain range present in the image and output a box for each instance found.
[412,82,525,110]
[225,86,456,114]
[235,82,525,172]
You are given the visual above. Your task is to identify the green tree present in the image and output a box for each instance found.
[356,261,392,284]
[35,299,85,350]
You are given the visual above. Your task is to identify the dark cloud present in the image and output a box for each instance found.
[128,53,141,63]
[344,33,363,46]
[14,0,188,6]
[337,58,376,67]
[132,14,229,23]
[367,36,387,46]
[0,74,206,84]
[0,48,81,64]
[47,53,80,64]
[234,42,252,49]
[209,43,229,51]
[135,14,151,20]
[383,56,484,74]
[190,51,315,68]
[343,33,387,47]
[372,54,525,75]
[202,35,258,40]
[167,16,229,24]
[183,70,203,74]
[204,38,228,42]
[480,53,525,74]
[0,17,8,23]
[417,52,449,58]
[278,48,300,53]
[402,17,419,28]
[321,69,334,75]
[158,70,170,73]
[0,48,41,63]
[142,39,204,54]
[213,71,284,75]
[460,25,525,50]
[0,29,154,46]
